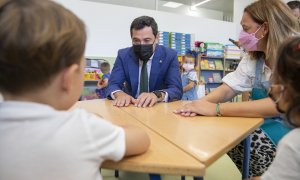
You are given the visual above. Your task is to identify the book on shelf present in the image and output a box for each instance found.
[206,50,224,57]
[208,61,215,70]
[212,73,222,83]
[208,76,214,83]
[214,60,224,70]
[201,60,209,69]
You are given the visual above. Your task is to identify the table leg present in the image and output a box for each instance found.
[242,136,251,179]
[193,177,203,180]
[114,170,119,177]
[149,174,161,180]
[181,176,185,180]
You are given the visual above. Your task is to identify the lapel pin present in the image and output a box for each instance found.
[159,60,162,63]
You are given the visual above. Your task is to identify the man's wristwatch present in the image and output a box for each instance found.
[152,91,163,102]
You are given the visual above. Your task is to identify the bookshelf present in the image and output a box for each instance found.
[199,56,224,93]
[81,58,107,100]
[196,43,243,95]
[158,31,194,55]
[224,58,241,76]
[179,42,244,98]
[198,56,242,93]
[224,44,242,75]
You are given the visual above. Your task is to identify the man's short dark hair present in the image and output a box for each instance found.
[130,16,158,37]
[287,1,300,10]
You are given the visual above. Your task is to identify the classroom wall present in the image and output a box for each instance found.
[233,0,253,37]
[55,0,237,57]
[86,0,226,21]
[158,4,224,20]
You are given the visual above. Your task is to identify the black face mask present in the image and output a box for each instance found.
[133,43,154,62]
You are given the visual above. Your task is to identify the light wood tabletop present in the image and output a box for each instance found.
[73,100,205,177]
[119,101,263,166]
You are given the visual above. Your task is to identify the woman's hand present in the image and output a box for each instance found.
[173,99,217,117]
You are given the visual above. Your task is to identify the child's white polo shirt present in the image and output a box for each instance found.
[261,128,300,180]
[0,101,125,180]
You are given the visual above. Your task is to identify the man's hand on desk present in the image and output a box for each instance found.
[113,91,165,108]
[173,99,217,117]
[135,92,159,108]
[113,91,136,107]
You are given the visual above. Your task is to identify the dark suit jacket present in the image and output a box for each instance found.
[106,45,183,101]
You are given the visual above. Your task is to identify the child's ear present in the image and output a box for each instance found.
[61,64,80,93]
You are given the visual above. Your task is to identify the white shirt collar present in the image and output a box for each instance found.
[0,101,58,119]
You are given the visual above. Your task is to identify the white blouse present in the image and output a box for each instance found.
[222,54,272,93]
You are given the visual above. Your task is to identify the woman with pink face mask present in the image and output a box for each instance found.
[175,0,299,177]
[181,54,198,100]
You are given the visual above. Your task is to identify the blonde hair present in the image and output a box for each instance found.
[245,0,299,65]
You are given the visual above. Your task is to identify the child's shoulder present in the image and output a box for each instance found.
[183,69,196,74]
[188,70,197,75]
[102,73,111,79]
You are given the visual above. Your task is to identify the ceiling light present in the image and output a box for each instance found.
[191,0,211,9]
[163,2,183,8]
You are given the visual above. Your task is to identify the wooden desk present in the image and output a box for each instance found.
[119,101,263,166]
[74,100,205,177]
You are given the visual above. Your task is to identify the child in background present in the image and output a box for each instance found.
[181,55,199,100]
[96,61,110,99]
[251,37,300,180]
[0,1,150,180]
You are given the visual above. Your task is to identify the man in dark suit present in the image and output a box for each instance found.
[106,16,182,107]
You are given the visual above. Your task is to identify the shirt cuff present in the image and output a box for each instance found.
[161,91,168,102]
[111,90,123,100]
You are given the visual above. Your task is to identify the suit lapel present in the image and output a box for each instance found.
[149,45,164,91]
[128,48,139,96]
